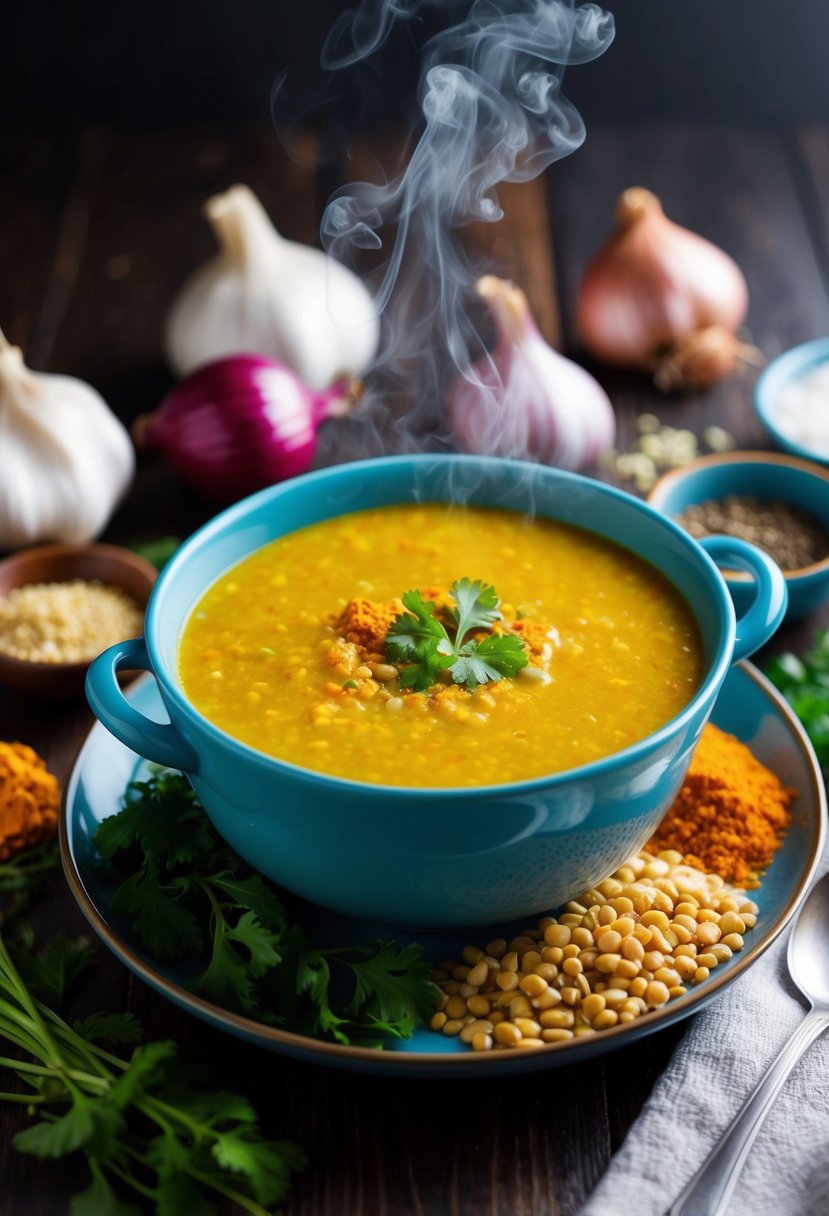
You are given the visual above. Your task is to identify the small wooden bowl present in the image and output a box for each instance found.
[0,543,158,698]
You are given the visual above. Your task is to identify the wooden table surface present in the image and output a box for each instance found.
[2,121,829,1215]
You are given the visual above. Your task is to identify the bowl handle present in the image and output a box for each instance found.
[86,637,199,772]
[698,536,788,663]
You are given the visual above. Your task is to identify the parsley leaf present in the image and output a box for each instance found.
[69,1162,143,1216]
[386,577,528,692]
[340,941,439,1038]
[108,1041,178,1111]
[192,908,282,1014]
[272,933,438,1047]
[96,771,214,867]
[450,578,503,644]
[13,1092,125,1160]
[765,629,829,766]
[111,860,204,959]
[73,1011,144,1045]
[95,772,437,1044]
[396,639,454,691]
[9,931,97,1006]
[386,589,453,658]
[211,1132,309,1206]
[452,632,531,690]
[208,873,286,931]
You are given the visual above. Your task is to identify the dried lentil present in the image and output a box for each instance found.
[429,849,758,1052]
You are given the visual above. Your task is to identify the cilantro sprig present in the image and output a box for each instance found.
[0,839,306,1215]
[386,578,528,692]
[95,770,437,1047]
[0,770,438,1214]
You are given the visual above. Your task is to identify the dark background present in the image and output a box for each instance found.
[2,0,828,133]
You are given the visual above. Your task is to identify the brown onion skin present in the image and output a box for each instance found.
[576,187,749,372]
[653,325,743,392]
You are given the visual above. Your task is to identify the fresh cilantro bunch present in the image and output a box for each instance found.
[385,578,528,692]
[765,629,829,765]
[95,771,436,1047]
[0,841,306,1215]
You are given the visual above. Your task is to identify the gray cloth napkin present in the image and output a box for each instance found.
[579,861,829,1216]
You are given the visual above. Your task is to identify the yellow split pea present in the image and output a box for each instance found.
[178,504,702,787]
[430,849,759,1051]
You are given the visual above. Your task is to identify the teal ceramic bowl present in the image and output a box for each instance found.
[85,455,787,929]
[755,337,829,464]
[649,451,829,621]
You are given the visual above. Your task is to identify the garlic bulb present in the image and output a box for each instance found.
[165,184,380,390]
[448,276,615,471]
[0,330,134,548]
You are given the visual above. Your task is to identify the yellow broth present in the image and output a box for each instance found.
[178,504,703,787]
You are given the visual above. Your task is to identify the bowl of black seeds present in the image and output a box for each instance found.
[648,450,829,620]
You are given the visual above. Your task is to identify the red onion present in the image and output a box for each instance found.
[134,355,359,502]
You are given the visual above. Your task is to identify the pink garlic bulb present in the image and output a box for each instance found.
[448,276,616,470]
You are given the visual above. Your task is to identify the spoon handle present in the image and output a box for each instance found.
[667,1010,829,1216]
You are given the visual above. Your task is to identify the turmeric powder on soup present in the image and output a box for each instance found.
[646,724,794,887]
[0,742,60,862]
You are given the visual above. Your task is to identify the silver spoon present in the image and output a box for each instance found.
[668,870,829,1216]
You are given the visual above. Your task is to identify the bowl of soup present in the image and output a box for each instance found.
[86,455,787,928]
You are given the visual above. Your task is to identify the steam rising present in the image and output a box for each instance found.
[317,0,614,454]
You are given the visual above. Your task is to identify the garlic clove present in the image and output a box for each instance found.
[0,329,134,548]
[448,276,615,472]
[164,184,380,391]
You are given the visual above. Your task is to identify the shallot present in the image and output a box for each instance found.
[577,187,753,391]
[447,276,615,470]
[133,355,359,502]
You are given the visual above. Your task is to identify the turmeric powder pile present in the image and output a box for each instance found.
[646,723,794,887]
[335,596,401,657]
[0,742,60,862]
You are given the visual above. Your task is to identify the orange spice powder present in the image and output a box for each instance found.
[334,596,400,656]
[0,741,60,863]
[647,723,795,888]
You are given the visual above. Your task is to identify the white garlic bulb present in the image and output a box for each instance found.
[165,184,380,390]
[0,330,134,548]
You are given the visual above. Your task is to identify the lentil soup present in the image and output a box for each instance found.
[178,504,703,787]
